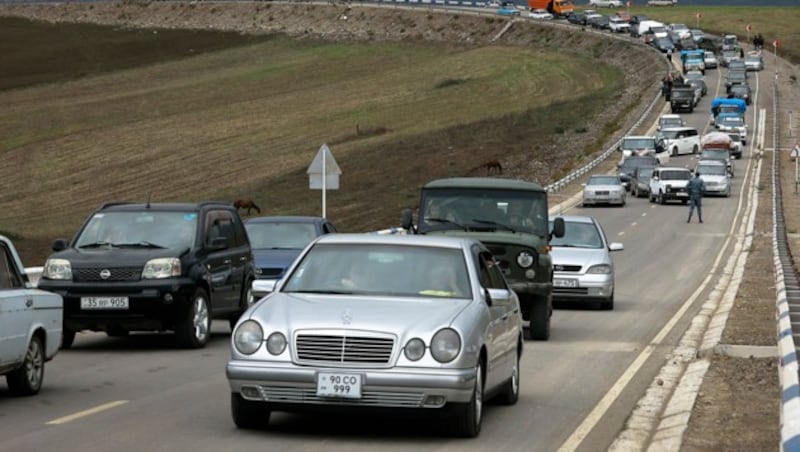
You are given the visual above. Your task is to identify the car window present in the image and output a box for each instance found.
[282,243,472,298]
[74,211,197,249]
[479,252,506,290]
[623,138,655,149]
[549,221,602,249]
[588,176,619,186]
[697,165,727,176]
[245,222,318,249]
[661,170,691,180]
[0,244,22,289]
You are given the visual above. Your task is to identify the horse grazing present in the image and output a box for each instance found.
[475,159,503,175]
[233,199,261,215]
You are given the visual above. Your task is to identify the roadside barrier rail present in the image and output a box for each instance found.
[773,79,800,451]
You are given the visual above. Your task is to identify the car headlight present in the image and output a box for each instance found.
[42,258,72,280]
[266,332,287,355]
[404,338,426,361]
[234,320,263,355]
[430,328,461,363]
[587,264,612,274]
[517,251,535,268]
[142,258,181,279]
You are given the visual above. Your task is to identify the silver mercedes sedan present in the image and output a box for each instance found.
[227,234,523,437]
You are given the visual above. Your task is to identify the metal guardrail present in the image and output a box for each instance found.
[773,79,800,451]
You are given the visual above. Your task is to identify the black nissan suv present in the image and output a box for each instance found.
[38,201,255,349]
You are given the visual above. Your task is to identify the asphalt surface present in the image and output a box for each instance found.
[0,50,765,452]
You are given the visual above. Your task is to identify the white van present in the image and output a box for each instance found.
[635,20,666,38]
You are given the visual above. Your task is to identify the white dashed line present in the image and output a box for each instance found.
[46,400,129,425]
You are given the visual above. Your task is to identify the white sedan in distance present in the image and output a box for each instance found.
[528,8,554,19]
[582,175,626,207]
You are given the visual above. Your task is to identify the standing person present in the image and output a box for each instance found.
[666,47,673,63]
[686,171,706,223]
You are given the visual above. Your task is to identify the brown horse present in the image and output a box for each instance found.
[233,199,261,215]
[475,159,503,175]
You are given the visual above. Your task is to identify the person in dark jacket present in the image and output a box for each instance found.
[686,171,706,223]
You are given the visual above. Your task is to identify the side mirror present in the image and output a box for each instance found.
[400,208,414,231]
[486,287,513,306]
[609,242,624,252]
[652,176,660,181]
[52,238,69,252]
[252,279,278,300]
[551,217,565,239]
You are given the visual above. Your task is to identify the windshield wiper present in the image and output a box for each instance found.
[115,241,166,249]
[79,241,114,249]
[471,219,517,233]
[424,217,468,231]
[290,289,358,295]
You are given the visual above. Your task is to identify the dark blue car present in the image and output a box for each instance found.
[244,216,337,287]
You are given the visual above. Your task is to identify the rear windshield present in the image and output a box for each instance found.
[623,138,656,149]
[697,165,727,176]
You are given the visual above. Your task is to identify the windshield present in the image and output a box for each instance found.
[722,117,744,126]
[661,170,691,180]
[719,105,741,113]
[588,176,620,186]
[282,243,472,298]
[703,150,729,159]
[621,157,658,171]
[731,86,749,94]
[74,211,197,249]
[723,50,738,58]
[418,188,548,236]
[623,138,655,149]
[745,56,760,63]
[245,221,317,249]
[727,72,746,81]
[549,221,602,249]
[660,130,682,139]
[636,168,655,178]
[661,118,682,127]
[697,165,727,176]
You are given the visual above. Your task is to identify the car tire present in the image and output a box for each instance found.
[658,192,665,205]
[525,296,551,341]
[671,147,678,157]
[176,288,211,349]
[600,292,614,310]
[450,361,484,438]
[682,199,688,204]
[6,335,45,396]
[496,344,520,405]
[61,328,76,350]
[692,145,699,154]
[229,280,255,331]
[231,393,271,429]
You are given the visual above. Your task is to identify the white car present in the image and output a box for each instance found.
[694,160,731,197]
[582,174,626,207]
[657,114,685,131]
[717,116,748,145]
[668,23,691,39]
[0,235,63,396]
[704,51,718,69]
[528,8,554,19]
[589,0,622,7]
[649,167,693,204]
[657,126,700,156]
[608,17,631,33]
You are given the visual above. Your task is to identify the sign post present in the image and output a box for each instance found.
[695,12,702,30]
[746,24,752,44]
[773,39,780,74]
[307,143,341,218]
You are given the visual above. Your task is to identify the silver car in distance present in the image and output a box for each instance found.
[227,234,523,437]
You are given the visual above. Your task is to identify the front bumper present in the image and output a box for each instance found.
[226,360,477,408]
[583,193,625,205]
[552,273,614,301]
[39,278,197,331]
[704,182,730,195]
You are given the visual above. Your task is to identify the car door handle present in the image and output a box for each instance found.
[26,298,33,308]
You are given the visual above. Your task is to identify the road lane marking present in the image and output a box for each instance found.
[617,231,625,236]
[631,222,637,227]
[46,400,129,425]
[559,65,762,452]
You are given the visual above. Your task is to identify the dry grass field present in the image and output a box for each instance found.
[0,5,663,265]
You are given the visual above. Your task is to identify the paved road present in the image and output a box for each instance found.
[0,50,765,452]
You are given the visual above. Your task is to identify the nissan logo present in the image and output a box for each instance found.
[100,269,111,280]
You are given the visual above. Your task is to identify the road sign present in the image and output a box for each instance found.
[696,12,702,19]
[773,39,781,48]
[307,143,341,190]
[746,24,752,32]
[307,143,342,218]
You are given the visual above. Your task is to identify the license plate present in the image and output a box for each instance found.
[316,372,362,399]
[553,278,578,288]
[80,297,129,310]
